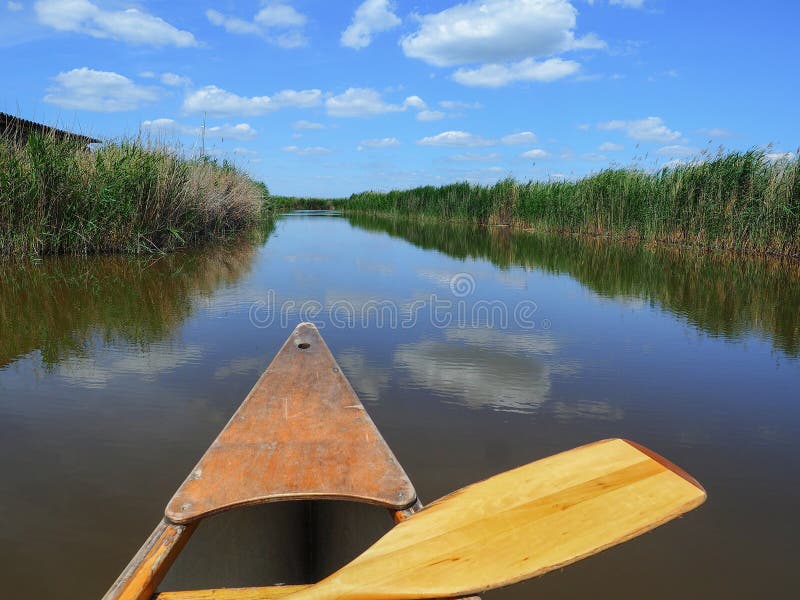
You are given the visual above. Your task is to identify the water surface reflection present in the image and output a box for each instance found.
[347,213,800,357]
[0,213,798,599]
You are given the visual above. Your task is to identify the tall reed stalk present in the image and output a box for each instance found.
[0,132,265,256]
[345,151,800,257]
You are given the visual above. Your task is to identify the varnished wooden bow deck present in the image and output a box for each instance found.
[166,322,416,523]
[104,323,426,600]
[104,323,705,600]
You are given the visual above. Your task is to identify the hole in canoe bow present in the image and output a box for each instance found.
[297,342,311,349]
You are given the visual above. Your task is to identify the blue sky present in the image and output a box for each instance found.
[2,1,798,197]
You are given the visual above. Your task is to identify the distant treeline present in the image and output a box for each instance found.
[345,151,800,257]
[1,132,266,257]
[268,196,342,211]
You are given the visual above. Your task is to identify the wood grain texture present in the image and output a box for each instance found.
[166,323,417,524]
[103,519,196,600]
[277,439,706,600]
[154,585,307,599]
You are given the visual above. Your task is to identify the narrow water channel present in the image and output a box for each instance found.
[1,212,797,598]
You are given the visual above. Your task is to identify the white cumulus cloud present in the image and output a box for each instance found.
[418,131,496,147]
[326,88,427,118]
[183,85,323,116]
[34,0,197,47]
[598,117,681,142]
[341,0,401,49]
[598,141,624,151]
[401,0,604,67]
[453,57,580,87]
[44,67,158,112]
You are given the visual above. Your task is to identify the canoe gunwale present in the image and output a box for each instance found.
[104,323,458,600]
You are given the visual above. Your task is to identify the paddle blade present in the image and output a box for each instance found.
[287,439,706,600]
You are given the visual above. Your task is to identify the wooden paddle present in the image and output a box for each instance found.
[156,438,706,600]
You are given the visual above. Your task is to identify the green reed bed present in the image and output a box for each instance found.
[0,133,266,256]
[345,151,800,257]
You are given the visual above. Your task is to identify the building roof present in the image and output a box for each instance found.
[0,112,101,145]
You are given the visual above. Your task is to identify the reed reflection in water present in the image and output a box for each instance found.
[347,212,800,357]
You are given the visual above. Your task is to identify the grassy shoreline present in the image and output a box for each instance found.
[344,151,800,258]
[1,133,266,257]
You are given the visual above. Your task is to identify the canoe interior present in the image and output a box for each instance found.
[159,500,395,592]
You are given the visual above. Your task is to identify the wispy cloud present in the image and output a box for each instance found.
[206,2,309,48]
[417,110,446,121]
[501,131,538,145]
[609,0,646,9]
[454,57,581,87]
[521,148,551,159]
[282,145,333,156]
[439,100,482,110]
[446,152,501,162]
[656,144,699,158]
[35,0,197,47]
[293,120,326,130]
[141,118,257,140]
[418,131,495,147]
[358,137,401,150]
[160,72,191,87]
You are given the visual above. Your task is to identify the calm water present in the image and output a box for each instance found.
[1,212,798,598]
